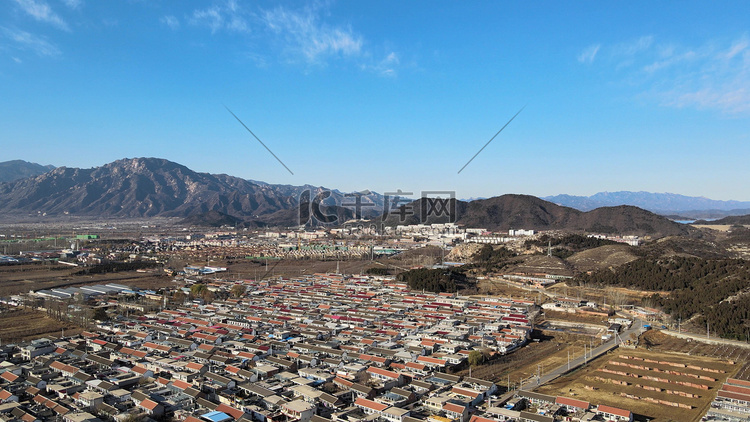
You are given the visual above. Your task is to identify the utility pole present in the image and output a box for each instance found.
[584,344,587,365]
[537,364,540,385]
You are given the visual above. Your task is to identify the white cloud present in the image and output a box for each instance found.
[190,0,249,34]
[12,0,70,31]
[0,26,61,57]
[161,15,180,30]
[262,5,362,65]
[12,57,22,63]
[577,44,600,64]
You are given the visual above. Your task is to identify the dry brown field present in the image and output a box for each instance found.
[0,263,174,296]
[536,346,738,422]
[0,307,83,343]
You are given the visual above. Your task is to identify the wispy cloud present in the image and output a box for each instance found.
[189,0,249,34]
[612,35,653,57]
[262,5,362,65]
[12,0,70,31]
[363,51,400,77]
[184,2,402,74]
[577,44,600,64]
[582,34,750,114]
[657,36,750,113]
[0,26,61,57]
[725,36,749,60]
[60,0,81,10]
[161,15,180,30]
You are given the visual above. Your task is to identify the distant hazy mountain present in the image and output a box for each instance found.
[693,215,750,225]
[0,160,54,183]
[385,194,696,237]
[544,191,750,216]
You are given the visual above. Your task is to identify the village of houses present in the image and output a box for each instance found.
[0,271,645,422]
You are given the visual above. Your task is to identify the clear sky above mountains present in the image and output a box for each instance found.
[3,1,749,200]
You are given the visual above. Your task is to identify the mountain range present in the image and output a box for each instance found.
[0,158,381,226]
[0,158,733,236]
[544,192,750,218]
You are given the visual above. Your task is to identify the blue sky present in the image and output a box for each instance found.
[2,1,750,200]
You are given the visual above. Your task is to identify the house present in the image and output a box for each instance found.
[21,339,56,360]
[75,391,104,411]
[555,396,590,413]
[462,378,497,396]
[424,394,452,412]
[354,397,389,417]
[367,367,403,388]
[216,403,247,420]
[596,405,633,422]
[518,411,554,422]
[200,411,234,422]
[416,356,447,369]
[382,406,411,422]
[0,389,18,403]
[517,391,555,407]
[319,392,344,409]
[281,400,316,422]
[139,398,165,416]
[64,412,101,422]
[442,402,468,422]
[482,407,521,421]
[451,386,484,406]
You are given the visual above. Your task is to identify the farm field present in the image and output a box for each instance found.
[0,263,174,296]
[0,307,83,343]
[536,347,737,422]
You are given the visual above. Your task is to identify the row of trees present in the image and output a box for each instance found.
[182,283,247,304]
[525,234,620,254]
[365,267,390,276]
[397,268,466,293]
[74,261,159,275]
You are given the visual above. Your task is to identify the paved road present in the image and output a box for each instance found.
[496,318,646,404]
[660,327,750,350]
[487,277,649,403]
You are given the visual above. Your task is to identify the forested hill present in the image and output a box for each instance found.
[575,257,750,340]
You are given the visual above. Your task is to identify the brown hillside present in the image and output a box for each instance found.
[566,244,639,272]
